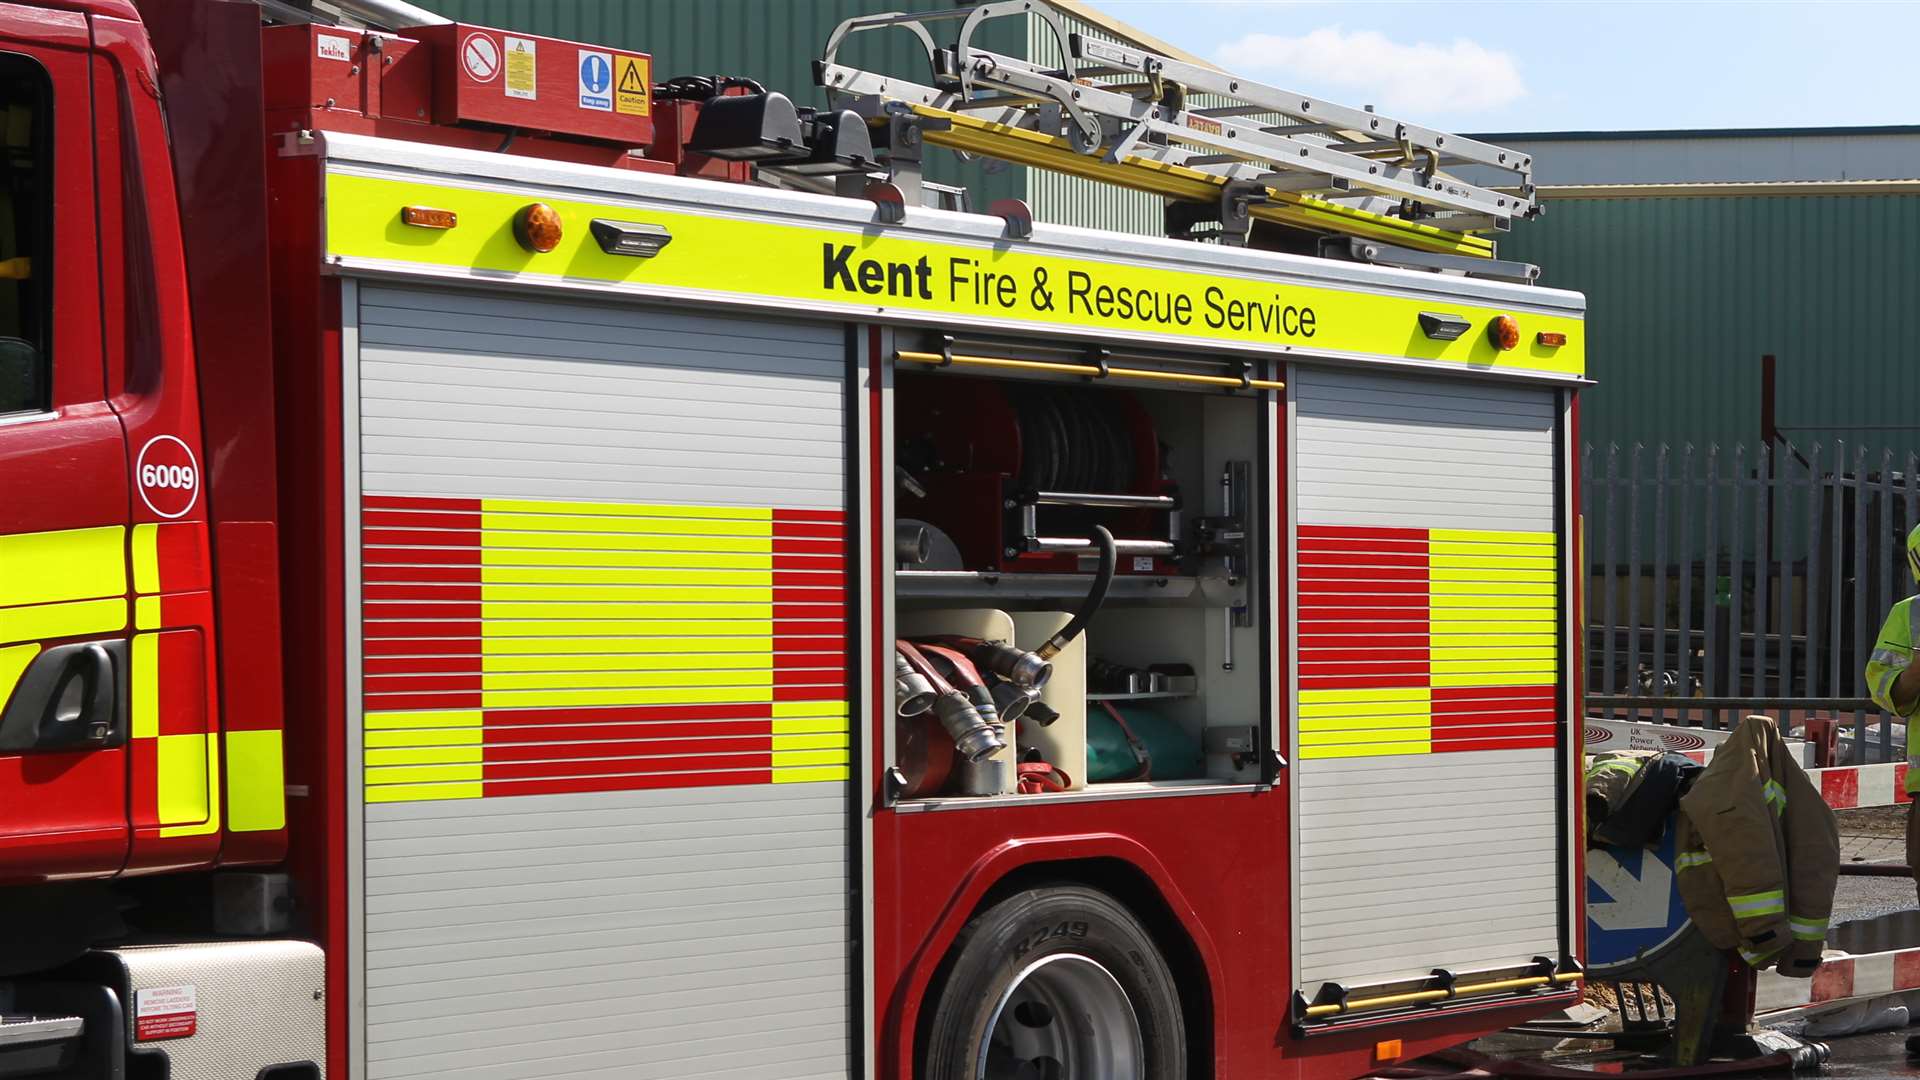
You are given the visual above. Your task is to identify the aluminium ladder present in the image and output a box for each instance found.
[816,1,1540,276]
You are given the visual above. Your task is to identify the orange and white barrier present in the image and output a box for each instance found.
[1810,762,1910,810]
[1757,946,1920,1014]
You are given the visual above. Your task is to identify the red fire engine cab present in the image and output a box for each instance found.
[0,0,1587,1077]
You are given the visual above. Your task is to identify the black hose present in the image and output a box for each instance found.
[1037,525,1114,660]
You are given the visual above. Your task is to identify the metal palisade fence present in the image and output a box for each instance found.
[1584,441,1920,764]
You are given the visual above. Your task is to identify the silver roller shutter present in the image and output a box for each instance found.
[1292,365,1564,992]
[350,284,852,1080]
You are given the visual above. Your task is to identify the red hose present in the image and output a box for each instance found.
[894,640,955,695]
[915,643,987,689]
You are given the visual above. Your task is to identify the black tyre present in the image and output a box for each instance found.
[920,884,1187,1080]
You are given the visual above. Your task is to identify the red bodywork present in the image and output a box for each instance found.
[1,3,1583,1077]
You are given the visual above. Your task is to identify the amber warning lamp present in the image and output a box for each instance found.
[1536,331,1569,348]
[514,203,564,253]
[1487,314,1521,351]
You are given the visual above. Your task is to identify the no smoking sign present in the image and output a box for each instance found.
[461,32,500,83]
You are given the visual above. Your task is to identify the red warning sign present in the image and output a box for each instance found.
[134,985,198,1042]
[461,32,500,84]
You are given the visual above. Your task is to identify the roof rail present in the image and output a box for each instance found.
[817,1,1539,269]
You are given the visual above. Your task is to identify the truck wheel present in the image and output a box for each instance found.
[921,884,1186,1080]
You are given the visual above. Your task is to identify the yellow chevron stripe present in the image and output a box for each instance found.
[480,669,775,691]
[1427,542,1559,559]
[366,762,483,784]
[0,598,125,645]
[1429,567,1557,583]
[480,530,773,554]
[772,765,850,784]
[479,687,775,708]
[482,635,772,655]
[132,524,161,593]
[476,619,775,638]
[480,566,775,586]
[481,584,774,604]
[774,700,850,717]
[481,652,773,673]
[1433,658,1558,674]
[1300,712,1430,732]
[1299,685,1432,705]
[364,709,484,730]
[366,745,483,767]
[1429,529,1555,546]
[366,781,482,802]
[769,747,849,768]
[481,548,774,570]
[1299,739,1431,759]
[1431,580,1556,597]
[773,714,850,735]
[481,513,772,538]
[481,499,773,521]
[0,526,125,606]
[773,732,850,751]
[479,601,774,620]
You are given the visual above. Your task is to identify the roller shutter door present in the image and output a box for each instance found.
[350,284,851,1079]
[1292,366,1565,992]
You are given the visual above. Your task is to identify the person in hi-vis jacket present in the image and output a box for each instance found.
[1865,523,1920,904]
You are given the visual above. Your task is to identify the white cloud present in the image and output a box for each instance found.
[1213,26,1526,116]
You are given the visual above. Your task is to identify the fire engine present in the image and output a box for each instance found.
[0,0,1587,1077]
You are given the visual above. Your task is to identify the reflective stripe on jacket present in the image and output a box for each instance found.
[1674,714,1839,979]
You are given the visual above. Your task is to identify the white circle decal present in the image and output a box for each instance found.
[136,435,200,520]
[462,33,501,84]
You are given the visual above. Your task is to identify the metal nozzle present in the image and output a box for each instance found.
[895,522,931,566]
[990,681,1039,726]
[895,654,935,716]
[967,642,1052,691]
[933,691,1004,763]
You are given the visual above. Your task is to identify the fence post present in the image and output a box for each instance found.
[1728,444,1748,730]
[1805,443,1824,706]
[1753,442,1770,703]
[1653,445,1670,715]
[1627,444,1644,702]
[1702,446,1721,724]
[1603,444,1620,698]
[1676,445,1696,725]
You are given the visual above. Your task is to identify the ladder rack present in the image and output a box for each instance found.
[816,1,1538,264]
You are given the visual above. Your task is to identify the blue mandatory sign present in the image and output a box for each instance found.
[1585,814,1694,976]
[578,50,613,111]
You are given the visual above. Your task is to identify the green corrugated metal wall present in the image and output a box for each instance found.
[1500,194,1920,461]
[416,0,1023,204]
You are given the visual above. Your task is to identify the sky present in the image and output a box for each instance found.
[1092,1,1920,134]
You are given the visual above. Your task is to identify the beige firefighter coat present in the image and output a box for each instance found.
[1674,715,1838,977]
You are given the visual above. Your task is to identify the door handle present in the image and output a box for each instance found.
[0,640,127,753]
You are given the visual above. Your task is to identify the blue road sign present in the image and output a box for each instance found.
[1586,814,1694,974]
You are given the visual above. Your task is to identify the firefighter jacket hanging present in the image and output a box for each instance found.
[1585,750,1702,849]
[1674,715,1839,977]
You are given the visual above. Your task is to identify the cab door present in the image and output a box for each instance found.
[0,10,132,881]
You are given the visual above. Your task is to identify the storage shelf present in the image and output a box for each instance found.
[1086,691,1196,702]
[896,570,1201,603]
[892,779,1260,813]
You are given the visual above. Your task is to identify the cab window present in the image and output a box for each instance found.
[0,54,49,415]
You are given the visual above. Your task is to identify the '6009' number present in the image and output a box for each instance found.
[141,463,196,490]
[135,435,200,519]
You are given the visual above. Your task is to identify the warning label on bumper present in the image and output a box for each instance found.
[134,985,197,1042]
